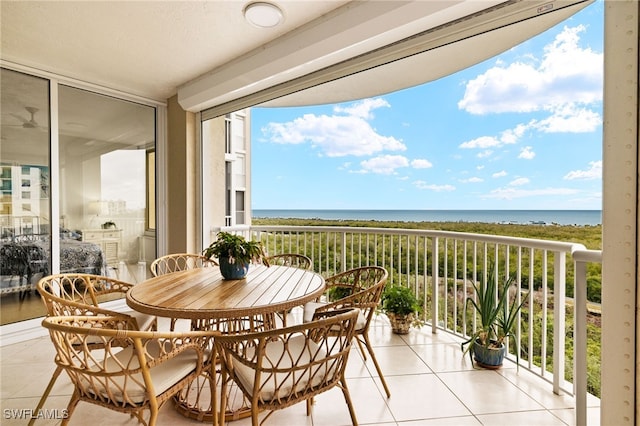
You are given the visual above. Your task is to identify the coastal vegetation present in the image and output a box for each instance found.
[253,216,602,397]
[253,217,602,249]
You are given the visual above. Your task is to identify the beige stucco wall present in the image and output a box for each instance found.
[166,95,197,254]
[164,97,230,254]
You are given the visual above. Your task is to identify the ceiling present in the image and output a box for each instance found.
[1,0,594,116]
[0,1,348,103]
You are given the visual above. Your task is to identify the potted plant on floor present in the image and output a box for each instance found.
[461,262,528,369]
[381,284,425,334]
[202,231,269,279]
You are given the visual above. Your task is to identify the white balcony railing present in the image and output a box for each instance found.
[219,224,602,424]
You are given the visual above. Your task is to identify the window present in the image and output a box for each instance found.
[235,191,245,225]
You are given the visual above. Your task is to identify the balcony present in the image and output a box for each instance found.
[0,224,602,425]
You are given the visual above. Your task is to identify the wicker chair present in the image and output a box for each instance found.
[150,253,218,277]
[41,314,215,426]
[265,253,312,270]
[303,266,391,398]
[30,274,156,425]
[214,309,360,426]
[37,273,155,330]
[149,253,220,332]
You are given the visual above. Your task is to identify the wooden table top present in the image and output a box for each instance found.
[126,264,325,320]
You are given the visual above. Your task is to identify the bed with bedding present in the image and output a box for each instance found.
[0,233,106,295]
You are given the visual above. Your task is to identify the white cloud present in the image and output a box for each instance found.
[533,104,602,133]
[413,181,456,191]
[509,177,530,186]
[460,177,483,183]
[477,150,493,158]
[411,159,433,169]
[460,124,525,151]
[500,124,528,144]
[459,136,500,149]
[359,155,409,175]
[262,98,405,157]
[483,187,580,200]
[492,170,508,178]
[564,160,602,180]
[458,25,602,115]
[518,146,535,159]
[333,98,390,120]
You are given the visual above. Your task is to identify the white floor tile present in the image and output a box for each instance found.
[0,318,599,426]
[438,370,544,415]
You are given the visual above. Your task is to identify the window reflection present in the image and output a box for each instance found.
[0,69,51,324]
[58,85,155,274]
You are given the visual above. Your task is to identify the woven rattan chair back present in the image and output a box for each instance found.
[42,314,214,426]
[38,273,136,317]
[265,253,312,270]
[215,309,359,426]
[31,274,156,425]
[310,266,391,398]
[150,253,218,277]
[149,253,220,332]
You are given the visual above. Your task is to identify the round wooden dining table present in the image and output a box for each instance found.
[126,263,325,423]
[127,263,325,320]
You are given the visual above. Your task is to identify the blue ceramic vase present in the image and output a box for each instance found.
[219,257,250,279]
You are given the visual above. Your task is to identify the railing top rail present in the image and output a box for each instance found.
[238,224,587,253]
[572,248,602,262]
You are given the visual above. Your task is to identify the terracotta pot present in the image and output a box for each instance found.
[219,257,249,279]
[387,312,413,334]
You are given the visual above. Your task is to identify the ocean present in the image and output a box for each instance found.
[252,209,602,226]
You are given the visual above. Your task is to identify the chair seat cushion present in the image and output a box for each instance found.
[232,334,332,402]
[124,310,156,331]
[83,343,202,404]
[303,302,366,330]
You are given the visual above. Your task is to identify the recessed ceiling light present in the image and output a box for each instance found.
[244,2,283,28]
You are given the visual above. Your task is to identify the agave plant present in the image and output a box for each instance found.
[461,262,528,367]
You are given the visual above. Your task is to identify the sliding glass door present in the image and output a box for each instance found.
[0,69,51,324]
[0,67,157,325]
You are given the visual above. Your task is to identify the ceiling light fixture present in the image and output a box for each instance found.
[243,2,283,28]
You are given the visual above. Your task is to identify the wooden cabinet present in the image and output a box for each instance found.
[82,229,122,265]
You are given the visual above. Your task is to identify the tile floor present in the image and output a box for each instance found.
[1,313,600,426]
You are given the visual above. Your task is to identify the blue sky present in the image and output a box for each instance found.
[251,2,603,211]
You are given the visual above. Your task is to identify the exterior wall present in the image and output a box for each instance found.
[202,114,227,245]
[227,111,250,226]
[244,109,252,227]
[601,1,639,424]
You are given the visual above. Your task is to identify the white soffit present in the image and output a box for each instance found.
[191,0,593,118]
[265,0,594,107]
[179,0,505,112]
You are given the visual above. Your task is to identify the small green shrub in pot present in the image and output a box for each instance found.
[203,232,268,264]
[202,231,269,279]
[381,285,425,334]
